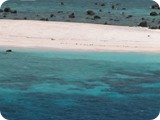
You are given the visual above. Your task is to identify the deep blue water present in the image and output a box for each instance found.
[0,50,160,120]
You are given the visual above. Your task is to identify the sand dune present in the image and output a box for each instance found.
[0,20,160,52]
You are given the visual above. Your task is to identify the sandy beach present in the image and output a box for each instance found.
[0,20,160,52]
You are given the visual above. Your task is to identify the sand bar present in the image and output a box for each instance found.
[0,20,160,52]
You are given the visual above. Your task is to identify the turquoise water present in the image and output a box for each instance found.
[0,50,160,120]
[1,0,160,26]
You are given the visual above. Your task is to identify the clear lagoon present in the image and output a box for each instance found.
[0,50,160,120]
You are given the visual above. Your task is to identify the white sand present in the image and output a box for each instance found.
[0,20,160,52]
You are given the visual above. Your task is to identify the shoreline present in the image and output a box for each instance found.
[0,20,160,53]
[1,45,160,54]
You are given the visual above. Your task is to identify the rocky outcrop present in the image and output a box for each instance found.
[138,21,148,27]
[104,21,108,25]
[40,18,48,21]
[4,7,11,12]
[50,14,55,18]
[101,3,105,6]
[87,10,95,16]
[149,26,158,29]
[126,15,133,19]
[0,9,3,12]
[94,15,101,19]
[150,12,158,16]
[111,5,115,9]
[6,50,12,52]
[3,7,17,14]
[68,13,75,18]
[151,4,159,9]
[60,2,64,5]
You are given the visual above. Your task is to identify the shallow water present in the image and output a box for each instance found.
[1,0,160,26]
[0,50,160,120]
